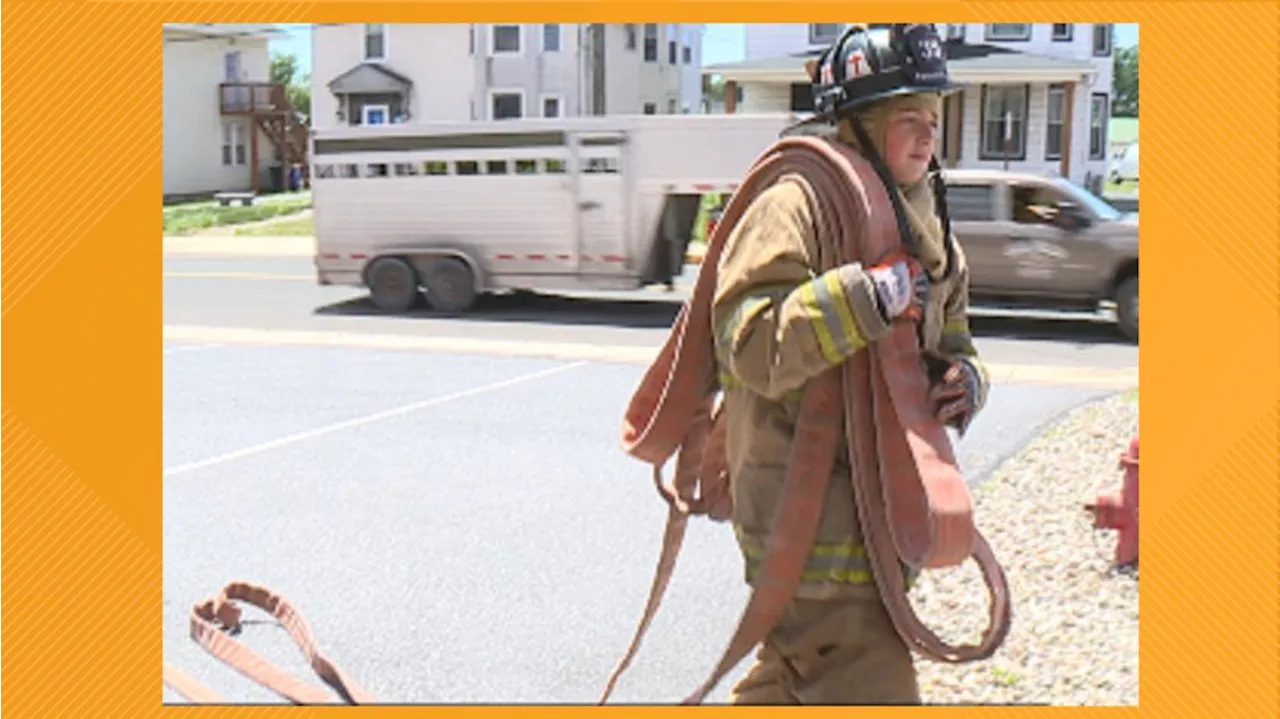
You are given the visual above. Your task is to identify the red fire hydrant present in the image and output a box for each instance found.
[1084,435,1139,568]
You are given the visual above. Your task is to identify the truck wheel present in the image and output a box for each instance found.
[365,256,420,312]
[422,256,478,313]
[1114,275,1138,343]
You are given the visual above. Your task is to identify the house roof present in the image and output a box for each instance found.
[327,63,415,95]
[704,42,1097,84]
[162,24,284,41]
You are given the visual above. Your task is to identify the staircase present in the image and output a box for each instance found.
[219,82,310,192]
[254,114,310,188]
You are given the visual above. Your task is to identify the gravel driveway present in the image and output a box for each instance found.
[911,391,1139,705]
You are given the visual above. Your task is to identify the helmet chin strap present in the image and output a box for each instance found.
[846,114,924,264]
[927,154,959,284]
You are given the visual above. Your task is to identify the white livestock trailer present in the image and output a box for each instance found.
[308,113,807,312]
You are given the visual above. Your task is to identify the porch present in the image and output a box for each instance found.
[704,43,1099,183]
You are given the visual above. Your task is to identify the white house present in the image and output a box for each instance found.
[706,23,1117,189]
[310,23,704,129]
[163,23,304,199]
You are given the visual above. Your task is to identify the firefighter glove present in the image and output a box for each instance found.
[929,357,982,435]
[867,255,928,323]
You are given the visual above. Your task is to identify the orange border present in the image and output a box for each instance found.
[3,2,1278,717]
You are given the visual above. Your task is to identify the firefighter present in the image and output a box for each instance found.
[712,24,990,704]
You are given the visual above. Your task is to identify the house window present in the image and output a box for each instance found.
[364,24,386,61]
[1045,85,1066,160]
[668,24,678,64]
[980,85,1029,159]
[682,31,693,64]
[947,24,966,41]
[492,25,521,54]
[643,102,656,115]
[985,24,1031,41]
[625,24,637,51]
[1011,182,1073,225]
[1092,24,1113,56]
[809,24,841,45]
[1089,93,1109,160]
[1052,24,1073,41]
[491,91,523,120]
[220,123,246,166]
[542,95,561,118]
[944,184,996,222]
[643,24,658,62]
[362,104,389,126]
[543,24,560,52]
[221,123,238,166]
[223,51,241,81]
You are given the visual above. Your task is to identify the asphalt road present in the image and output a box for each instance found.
[163,255,1140,371]
[161,251,1138,704]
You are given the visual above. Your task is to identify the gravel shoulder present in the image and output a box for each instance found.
[911,391,1140,706]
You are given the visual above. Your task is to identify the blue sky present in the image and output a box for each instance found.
[269,23,1138,77]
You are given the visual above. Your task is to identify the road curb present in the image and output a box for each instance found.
[163,235,315,257]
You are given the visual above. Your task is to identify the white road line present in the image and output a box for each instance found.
[162,361,586,478]
[163,343,224,356]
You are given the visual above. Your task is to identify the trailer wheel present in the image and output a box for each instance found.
[422,256,477,313]
[365,256,421,312]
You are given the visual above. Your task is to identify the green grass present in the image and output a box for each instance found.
[990,667,1019,687]
[234,214,316,237]
[162,197,312,236]
[1105,179,1139,195]
[690,192,725,247]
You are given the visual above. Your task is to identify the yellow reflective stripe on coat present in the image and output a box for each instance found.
[798,270,867,365]
[942,316,968,336]
[737,529,873,585]
[941,316,977,353]
[736,527,917,589]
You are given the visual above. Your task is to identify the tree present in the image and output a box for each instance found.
[270,52,311,125]
[1113,45,1138,117]
[703,75,726,103]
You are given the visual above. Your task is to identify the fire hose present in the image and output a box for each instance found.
[164,134,1011,705]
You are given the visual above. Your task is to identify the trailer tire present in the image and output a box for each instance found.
[422,256,478,313]
[365,256,421,312]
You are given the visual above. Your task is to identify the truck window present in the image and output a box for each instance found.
[944,184,995,221]
[1011,183,1068,225]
